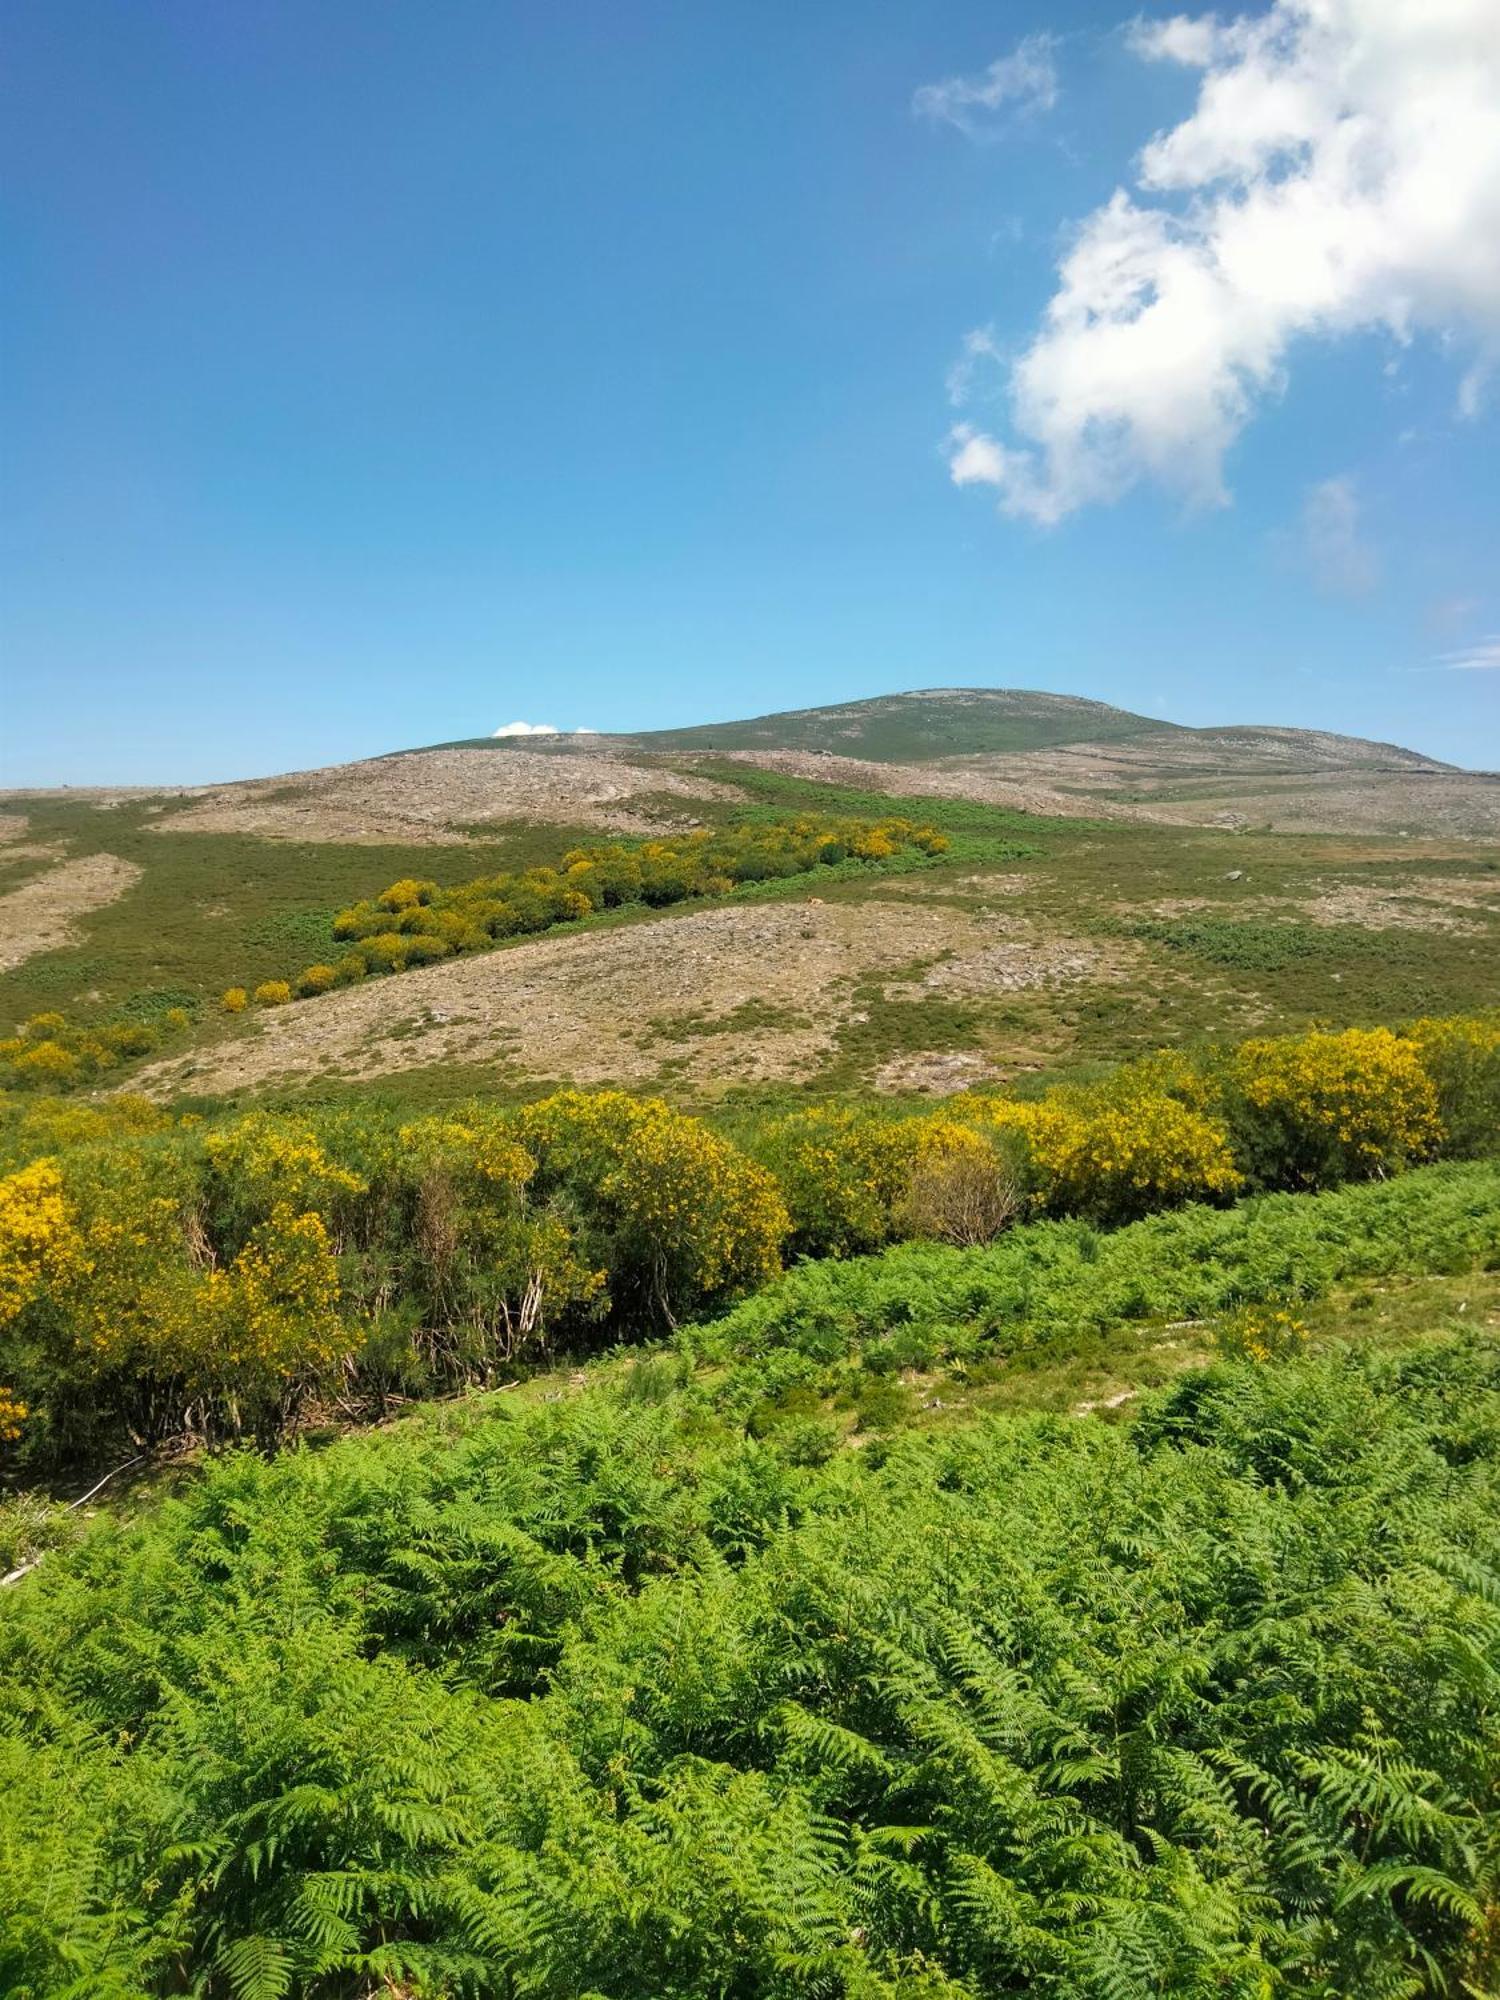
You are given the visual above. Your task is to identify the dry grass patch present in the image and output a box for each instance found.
[0,853,143,976]
[129,893,1114,1098]
[149,747,744,844]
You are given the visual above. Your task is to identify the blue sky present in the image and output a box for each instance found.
[2,0,1497,784]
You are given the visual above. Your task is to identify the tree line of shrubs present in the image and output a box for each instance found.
[0,1012,1495,1465]
[223,814,953,1007]
[0,1000,197,1093]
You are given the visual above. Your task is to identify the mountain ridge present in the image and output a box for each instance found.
[425,687,1456,773]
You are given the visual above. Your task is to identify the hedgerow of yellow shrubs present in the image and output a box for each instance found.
[0,1008,195,1093]
[0,1010,1494,1461]
[978,1085,1244,1224]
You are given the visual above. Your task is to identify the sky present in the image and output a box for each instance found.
[2,0,1498,785]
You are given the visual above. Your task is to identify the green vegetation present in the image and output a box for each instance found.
[4,771,1497,1115]
[617,686,1176,759]
[0,798,575,1027]
[0,997,199,1091]
[1126,915,1383,972]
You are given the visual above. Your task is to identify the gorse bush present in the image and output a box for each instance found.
[972,1072,1244,1224]
[1223,1024,1442,1188]
[516,1090,788,1321]
[2,1329,1499,1995]
[1403,1011,1500,1158]
[0,1092,782,1460]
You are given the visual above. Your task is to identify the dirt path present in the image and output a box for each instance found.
[0,853,143,975]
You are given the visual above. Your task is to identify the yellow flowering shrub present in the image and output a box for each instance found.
[0,1140,352,1448]
[754,1107,914,1256]
[1228,1026,1440,1187]
[1402,1012,1500,1157]
[0,1160,74,1324]
[0,1094,171,1169]
[252,981,293,1008]
[378,877,437,912]
[195,1205,349,1418]
[9,1042,82,1087]
[1215,1303,1311,1364]
[892,1117,1023,1245]
[296,964,338,996]
[0,1385,27,1442]
[0,1009,195,1092]
[221,987,248,1013]
[203,1114,365,1234]
[975,1085,1242,1224]
[519,1091,788,1318]
[390,1114,605,1362]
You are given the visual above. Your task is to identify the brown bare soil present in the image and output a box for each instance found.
[131,895,1105,1099]
[709,741,1500,839]
[1128,874,1499,935]
[138,747,744,843]
[873,1050,1007,1095]
[940,740,1500,838]
[0,853,143,975]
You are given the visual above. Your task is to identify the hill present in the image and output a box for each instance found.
[610,687,1453,771]
[617,687,1178,760]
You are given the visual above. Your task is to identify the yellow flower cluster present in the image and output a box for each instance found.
[978,1086,1242,1223]
[1216,1304,1311,1364]
[203,1114,365,1222]
[0,1384,27,1442]
[199,1204,346,1389]
[0,1008,191,1092]
[0,1159,71,1324]
[520,1090,788,1306]
[756,1107,916,1255]
[1231,1026,1440,1183]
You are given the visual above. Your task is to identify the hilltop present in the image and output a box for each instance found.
[612,687,1452,771]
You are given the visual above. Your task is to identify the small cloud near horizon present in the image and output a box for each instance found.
[491,720,598,737]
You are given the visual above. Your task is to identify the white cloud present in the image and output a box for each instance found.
[914,34,1058,137]
[946,0,1500,523]
[1457,361,1491,419]
[492,720,559,737]
[1300,474,1377,596]
[1436,636,1500,670]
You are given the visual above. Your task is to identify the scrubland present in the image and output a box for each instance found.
[1,742,1499,1997]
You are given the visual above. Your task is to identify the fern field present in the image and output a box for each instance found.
[3,1167,1500,2000]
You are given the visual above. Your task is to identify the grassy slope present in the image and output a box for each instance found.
[0,799,609,1026]
[614,688,1173,760]
[421,689,1175,762]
